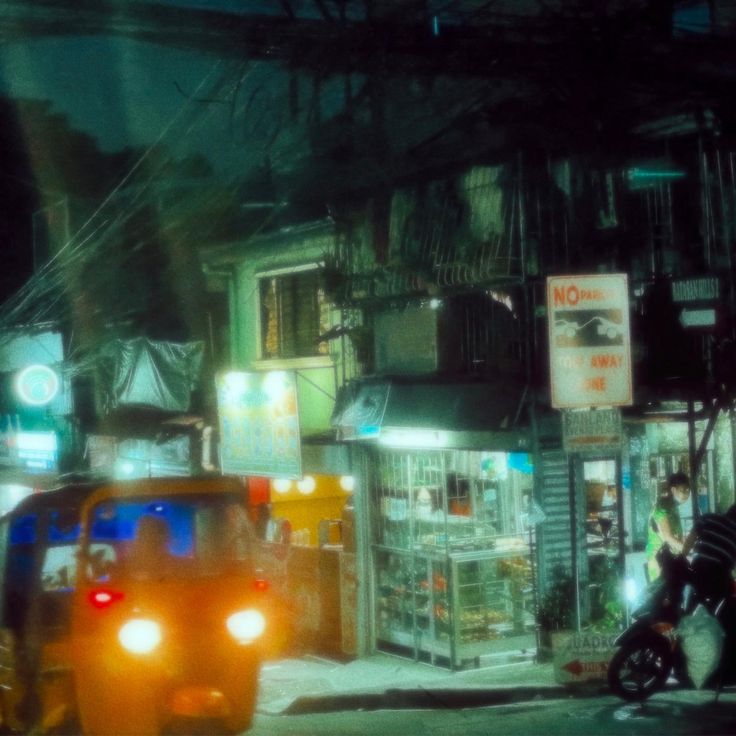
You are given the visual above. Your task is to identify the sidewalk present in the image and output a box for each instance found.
[257,653,605,716]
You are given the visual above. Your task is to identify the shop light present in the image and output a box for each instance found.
[378,428,447,449]
[273,478,292,494]
[263,371,289,402]
[113,457,151,480]
[628,167,685,181]
[221,371,248,402]
[339,475,355,492]
[624,577,638,603]
[297,475,316,495]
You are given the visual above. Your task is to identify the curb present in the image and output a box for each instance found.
[280,684,610,715]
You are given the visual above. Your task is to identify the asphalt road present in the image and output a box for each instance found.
[246,689,736,736]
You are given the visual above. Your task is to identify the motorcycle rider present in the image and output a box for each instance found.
[681,503,736,611]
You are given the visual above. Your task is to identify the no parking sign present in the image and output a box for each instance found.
[547,274,633,409]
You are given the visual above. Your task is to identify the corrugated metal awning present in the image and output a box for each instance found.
[332,377,529,450]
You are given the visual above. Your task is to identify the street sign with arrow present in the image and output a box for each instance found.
[672,276,720,331]
[553,632,618,685]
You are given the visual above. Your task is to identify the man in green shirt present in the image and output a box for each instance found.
[645,471,691,582]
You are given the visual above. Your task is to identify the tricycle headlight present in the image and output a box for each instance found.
[118,618,162,654]
[226,609,266,644]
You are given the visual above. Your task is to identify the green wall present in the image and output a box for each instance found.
[228,222,342,435]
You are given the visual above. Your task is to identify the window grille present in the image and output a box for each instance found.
[259,269,330,359]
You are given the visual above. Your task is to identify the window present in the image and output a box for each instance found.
[259,268,329,359]
[85,494,256,581]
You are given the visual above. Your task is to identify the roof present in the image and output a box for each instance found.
[6,481,104,520]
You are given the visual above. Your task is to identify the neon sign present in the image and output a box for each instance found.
[15,364,60,406]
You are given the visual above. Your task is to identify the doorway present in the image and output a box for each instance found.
[578,457,624,629]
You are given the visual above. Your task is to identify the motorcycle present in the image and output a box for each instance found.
[608,546,736,701]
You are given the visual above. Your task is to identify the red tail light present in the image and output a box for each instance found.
[89,589,124,609]
[253,578,270,592]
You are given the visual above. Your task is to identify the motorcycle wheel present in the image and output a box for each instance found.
[608,635,672,701]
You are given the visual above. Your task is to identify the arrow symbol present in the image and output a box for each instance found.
[563,659,583,676]
[679,308,716,328]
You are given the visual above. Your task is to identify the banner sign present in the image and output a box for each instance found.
[562,408,622,454]
[216,370,301,479]
[547,274,633,409]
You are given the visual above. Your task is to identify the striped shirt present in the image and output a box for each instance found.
[691,513,736,570]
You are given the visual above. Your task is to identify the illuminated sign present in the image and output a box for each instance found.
[547,274,632,409]
[16,431,58,471]
[216,370,301,479]
[671,276,720,331]
[15,364,60,406]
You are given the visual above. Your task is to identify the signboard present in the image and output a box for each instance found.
[16,431,58,472]
[553,631,618,685]
[671,276,720,330]
[216,370,301,479]
[547,274,632,409]
[0,419,59,472]
[562,408,622,454]
[671,275,719,302]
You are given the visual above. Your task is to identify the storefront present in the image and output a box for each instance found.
[622,404,735,600]
[535,400,736,637]
[216,369,360,659]
[250,466,357,658]
[333,376,534,669]
[366,446,536,669]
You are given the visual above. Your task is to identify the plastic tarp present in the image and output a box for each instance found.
[104,338,203,413]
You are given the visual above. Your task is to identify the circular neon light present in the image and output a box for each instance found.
[15,364,60,406]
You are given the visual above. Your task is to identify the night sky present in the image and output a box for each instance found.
[0,6,277,302]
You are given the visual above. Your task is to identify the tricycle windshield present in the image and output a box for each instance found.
[83,493,255,582]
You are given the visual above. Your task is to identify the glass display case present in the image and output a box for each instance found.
[374,544,534,668]
[370,447,536,668]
